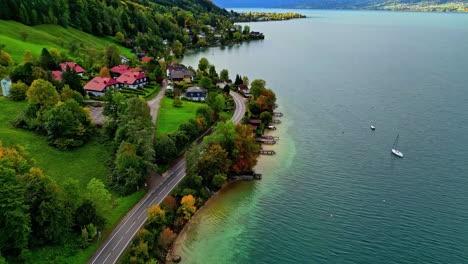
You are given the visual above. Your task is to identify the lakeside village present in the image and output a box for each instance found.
[0,43,281,264]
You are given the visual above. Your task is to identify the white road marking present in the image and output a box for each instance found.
[103,253,112,264]
[126,221,136,234]
[112,236,125,251]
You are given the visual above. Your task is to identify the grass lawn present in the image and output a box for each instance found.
[156,97,205,134]
[0,20,133,62]
[0,97,144,263]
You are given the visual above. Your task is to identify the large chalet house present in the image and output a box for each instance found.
[116,71,149,89]
[84,77,121,96]
[167,64,194,83]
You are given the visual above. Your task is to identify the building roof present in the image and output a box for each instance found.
[60,62,85,73]
[248,119,262,124]
[52,71,62,81]
[186,87,207,93]
[237,84,249,91]
[110,65,131,74]
[116,71,148,85]
[141,57,152,62]
[171,70,194,79]
[84,77,119,92]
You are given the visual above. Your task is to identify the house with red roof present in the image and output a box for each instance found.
[59,62,85,77]
[52,71,62,81]
[84,77,121,96]
[116,71,149,89]
[141,57,152,63]
[110,65,131,77]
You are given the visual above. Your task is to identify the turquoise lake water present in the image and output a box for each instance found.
[178,9,468,264]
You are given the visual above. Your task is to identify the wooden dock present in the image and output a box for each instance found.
[259,149,276,155]
[262,135,279,140]
[231,173,262,181]
[273,112,283,117]
[256,138,276,145]
[272,119,282,124]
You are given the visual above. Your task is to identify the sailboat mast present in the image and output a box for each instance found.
[393,133,399,148]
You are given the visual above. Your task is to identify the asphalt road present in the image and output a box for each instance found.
[88,91,246,264]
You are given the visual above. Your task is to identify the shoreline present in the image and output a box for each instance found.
[166,123,283,263]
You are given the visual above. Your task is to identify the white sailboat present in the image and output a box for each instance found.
[391,133,404,158]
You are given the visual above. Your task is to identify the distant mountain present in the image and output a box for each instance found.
[213,0,468,9]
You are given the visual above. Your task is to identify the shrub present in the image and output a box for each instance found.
[9,82,29,101]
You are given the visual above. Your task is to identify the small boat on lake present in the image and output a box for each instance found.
[370,125,376,130]
[391,133,404,158]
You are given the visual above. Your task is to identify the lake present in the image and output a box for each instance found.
[177,9,468,264]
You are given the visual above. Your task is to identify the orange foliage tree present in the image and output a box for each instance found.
[231,124,260,174]
[99,67,111,78]
[158,227,177,249]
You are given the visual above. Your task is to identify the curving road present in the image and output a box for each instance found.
[88,91,246,264]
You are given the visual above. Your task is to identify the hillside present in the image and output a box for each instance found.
[0,20,133,62]
[213,0,468,11]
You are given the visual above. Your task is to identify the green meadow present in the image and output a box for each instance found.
[156,97,205,134]
[0,20,133,62]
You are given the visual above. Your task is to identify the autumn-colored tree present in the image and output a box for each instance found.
[196,143,230,188]
[158,227,177,249]
[26,79,60,113]
[178,195,197,220]
[146,205,166,231]
[162,195,177,213]
[132,67,142,72]
[231,124,260,174]
[0,50,12,67]
[114,32,125,43]
[99,67,111,78]
[242,76,249,86]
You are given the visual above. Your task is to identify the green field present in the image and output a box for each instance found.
[0,97,144,263]
[156,97,205,134]
[0,20,133,62]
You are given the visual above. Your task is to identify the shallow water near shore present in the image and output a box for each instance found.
[176,9,468,264]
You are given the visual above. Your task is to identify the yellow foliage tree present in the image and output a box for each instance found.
[147,205,166,228]
[178,195,197,220]
[99,67,111,78]
[22,50,34,63]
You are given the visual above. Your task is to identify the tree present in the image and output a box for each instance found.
[22,50,33,64]
[62,67,84,95]
[243,25,250,35]
[60,85,74,102]
[212,173,227,188]
[198,57,209,72]
[173,96,183,107]
[209,65,218,78]
[234,74,243,85]
[154,134,177,164]
[231,124,260,174]
[75,200,105,228]
[84,178,112,221]
[9,82,29,101]
[220,69,229,82]
[39,48,56,70]
[204,121,237,156]
[196,106,214,125]
[178,195,197,220]
[44,99,92,150]
[99,67,111,78]
[161,195,177,214]
[114,32,125,43]
[212,94,225,113]
[0,148,31,252]
[27,79,60,113]
[260,111,273,124]
[242,76,249,86]
[0,50,12,67]
[113,141,147,194]
[105,45,121,68]
[158,227,176,249]
[147,205,166,231]
[199,77,212,89]
[250,79,266,98]
[197,144,230,188]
